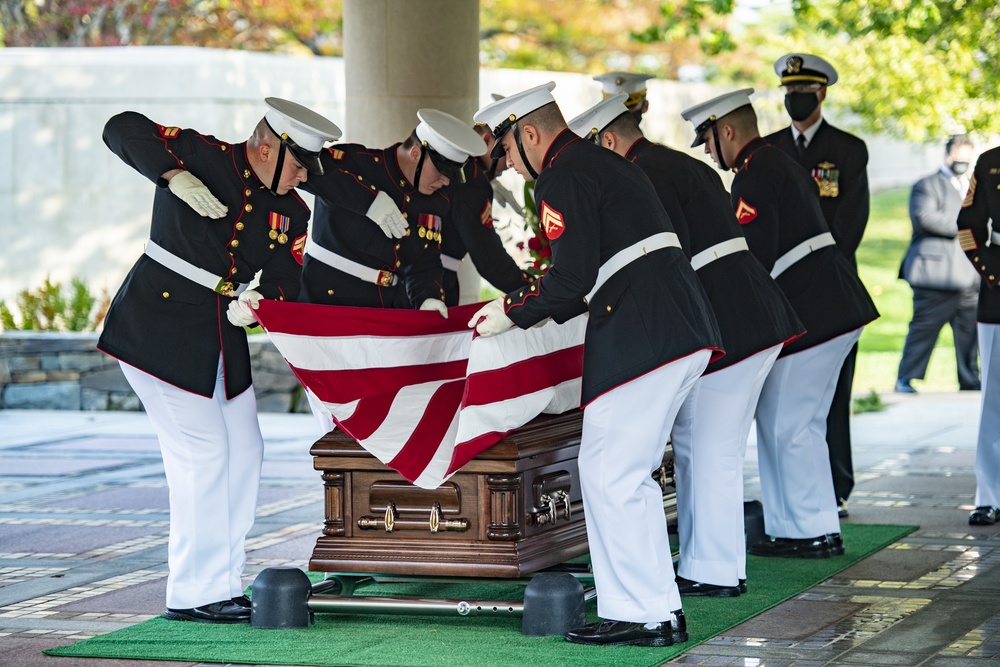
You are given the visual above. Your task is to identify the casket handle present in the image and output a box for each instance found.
[385,501,396,532]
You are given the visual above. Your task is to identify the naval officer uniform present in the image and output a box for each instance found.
[957,146,1000,525]
[472,82,722,648]
[99,99,340,622]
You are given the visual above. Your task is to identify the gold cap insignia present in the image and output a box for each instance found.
[786,56,803,74]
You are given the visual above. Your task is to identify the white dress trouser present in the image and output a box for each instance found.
[120,358,265,609]
[579,350,711,623]
[975,323,1000,507]
[672,344,782,586]
[754,329,861,539]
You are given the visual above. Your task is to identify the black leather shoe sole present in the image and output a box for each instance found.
[164,605,250,624]
[676,576,742,597]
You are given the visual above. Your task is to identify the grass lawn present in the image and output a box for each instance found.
[856,187,965,394]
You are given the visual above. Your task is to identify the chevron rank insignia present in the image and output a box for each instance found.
[958,228,977,253]
[157,125,180,138]
[735,198,758,224]
[330,148,345,160]
[292,233,308,265]
[540,201,565,240]
[480,201,493,227]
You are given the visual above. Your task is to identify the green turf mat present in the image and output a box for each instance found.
[45,523,916,666]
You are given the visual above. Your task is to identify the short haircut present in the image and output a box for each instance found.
[522,102,567,133]
[473,122,493,142]
[401,129,421,150]
[250,117,279,149]
[946,134,973,153]
[605,111,642,141]
[723,105,758,136]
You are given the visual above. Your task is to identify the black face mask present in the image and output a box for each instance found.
[951,161,970,176]
[784,92,820,122]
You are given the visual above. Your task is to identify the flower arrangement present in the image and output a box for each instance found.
[517,182,552,276]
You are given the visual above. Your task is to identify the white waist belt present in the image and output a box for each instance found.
[585,232,681,303]
[690,237,750,271]
[770,231,836,279]
[441,254,464,272]
[305,243,399,287]
[144,240,247,296]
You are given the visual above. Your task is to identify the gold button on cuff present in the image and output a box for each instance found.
[162,292,170,298]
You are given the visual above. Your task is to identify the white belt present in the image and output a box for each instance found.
[690,237,749,271]
[441,254,464,272]
[585,232,681,303]
[305,243,398,287]
[770,232,836,279]
[144,240,247,296]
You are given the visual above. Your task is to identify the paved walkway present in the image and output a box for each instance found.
[1,391,998,666]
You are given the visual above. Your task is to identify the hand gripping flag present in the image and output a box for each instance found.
[252,300,586,489]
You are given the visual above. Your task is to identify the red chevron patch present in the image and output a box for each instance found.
[735,198,758,224]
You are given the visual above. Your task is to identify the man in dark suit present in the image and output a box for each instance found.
[764,53,870,519]
[99,99,341,623]
[897,135,980,393]
[472,82,722,648]
[957,145,1000,525]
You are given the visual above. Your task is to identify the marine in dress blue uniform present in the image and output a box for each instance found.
[472,82,722,648]
[439,126,532,306]
[682,89,878,558]
[956,146,1000,525]
[763,54,871,516]
[99,99,341,623]
[568,94,804,597]
[300,109,487,311]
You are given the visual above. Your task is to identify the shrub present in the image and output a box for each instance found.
[0,276,109,332]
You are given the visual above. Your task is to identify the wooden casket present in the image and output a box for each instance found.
[309,410,677,578]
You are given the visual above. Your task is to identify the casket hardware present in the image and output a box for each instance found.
[358,500,470,533]
[532,489,571,526]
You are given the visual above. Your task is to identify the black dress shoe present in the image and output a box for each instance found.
[895,379,917,394]
[738,579,747,594]
[969,506,1000,525]
[748,533,844,559]
[231,594,251,608]
[164,600,250,623]
[566,610,687,647]
[837,500,849,518]
[676,576,742,597]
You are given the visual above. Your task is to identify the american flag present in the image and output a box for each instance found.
[252,301,586,489]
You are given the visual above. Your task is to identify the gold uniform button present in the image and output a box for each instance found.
[405,228,411,236]
[220,145,227,151]
[278,296,284,301]
[974,256,979,262]
[395,260,401,267]
[370,185,376,191]
[506,298,512,304]
[245,189,252,197]
[244,170,251,178]
[405,195,411,203]
[357,175,363,182]
[327,289,334,296]
[530,285,536,291]
[606,305,612,312]
[394,243,401,250]
[231,268,237,275]
[400,179,406,186]
[374,157,380,163]
[244,204,252,212]
[230,240,239,248]
[269,244,275,249]
[235,222,244,230]
[162,292,170,298]
[403,212,408,219]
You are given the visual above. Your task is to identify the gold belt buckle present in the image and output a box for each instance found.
[214,279,236,297]
[376,270,394,287]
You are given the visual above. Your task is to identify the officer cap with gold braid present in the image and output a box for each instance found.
[773,53,839,87]
[263,97,342,176]
[566,94,630,143]
[593,72,654,109]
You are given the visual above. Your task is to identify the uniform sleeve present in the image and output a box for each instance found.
[910,176,961,238]
[448,180,531,293]
[828,141,870,258]
[102,111,197,186]
[503,170,600,327]
[957,160,1000,288]
[731,176,782,272]
[302,146,381,215]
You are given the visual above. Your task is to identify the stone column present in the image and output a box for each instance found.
[343,0,480,147]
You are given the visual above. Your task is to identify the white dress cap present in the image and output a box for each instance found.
[263,97,342,174]
[592,72,655,106]
[474,81,557,158]
[680,88,755,147]
[773,53,839,86]
[415,108,487,163]
[567,94,630,140]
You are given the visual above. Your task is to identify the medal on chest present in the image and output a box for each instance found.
[269,211,291,244]
[812,162,840,197]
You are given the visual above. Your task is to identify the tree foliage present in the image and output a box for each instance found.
[0,0,343,54]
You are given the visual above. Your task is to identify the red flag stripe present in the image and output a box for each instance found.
[389,380,466,482]
[462,345,584,407]
[255,299,484,337]
[292,359,468,404]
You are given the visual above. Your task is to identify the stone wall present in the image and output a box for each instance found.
[0,332,308,413]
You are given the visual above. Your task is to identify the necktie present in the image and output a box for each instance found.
[796,133,807,157]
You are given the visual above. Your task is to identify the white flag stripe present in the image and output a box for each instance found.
[466,315,587,374]
[411,410,463,489]
[454,378,583,445]
[344,380,453,463]
[270,330,473,371]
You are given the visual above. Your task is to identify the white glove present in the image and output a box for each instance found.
[419,298,448,319]
[490,180,524,217]
[168,171,228,219]
[467,298,514,337]
[367,190,407,239]
[226,289,263,327]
